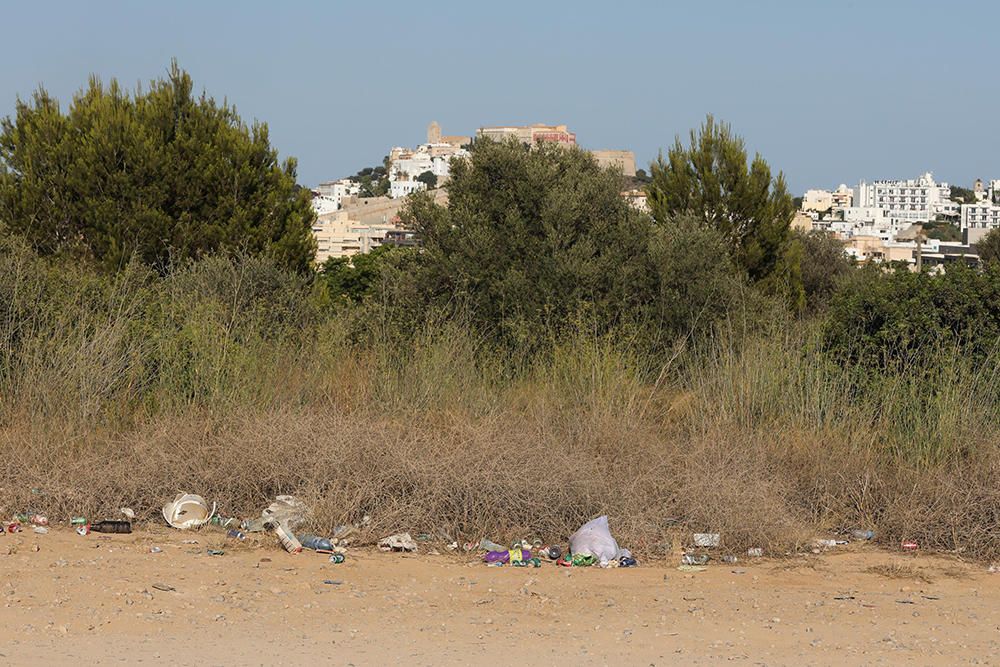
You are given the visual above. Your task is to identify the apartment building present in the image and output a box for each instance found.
[856,172,954,222]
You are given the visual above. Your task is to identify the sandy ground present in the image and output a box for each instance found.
[0,527,997,666]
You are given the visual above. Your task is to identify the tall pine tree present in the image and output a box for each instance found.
[0,61,315,272]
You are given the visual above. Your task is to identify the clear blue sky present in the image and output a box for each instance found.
[2,0,997,194]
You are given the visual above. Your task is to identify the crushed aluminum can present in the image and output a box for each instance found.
[76,525,90,536]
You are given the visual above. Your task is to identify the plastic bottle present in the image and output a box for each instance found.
[851,529,876,541]
[90,520,132,534]
[483,548,532,564]
[298,535,333,551]
[274,522,302,553]
[226,529,247,541]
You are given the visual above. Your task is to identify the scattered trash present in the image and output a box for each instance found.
[568,516,631,565]
[901,541,919,551]
[693,533,720,548]
[379,532,417,553]
[152,583,175,592]
[181,539,199,544]
[299,535,333,551]
[479,538,506,552]
[682,554,709,565]
[70,517,87,526]
[446,541,459,551]
[207,549,225,556]
[149,546,162,553]
[7,523,21,533]
[90,520,132,534]
[210,516,238,528]
[619,556,638,568]
[851,529,875,541]
[274,522,303,553]
[32,526,48,534]
[677,564,707,573]
[512,557,541,568]
[75,525,89,536]
[721,555,738,564]
[747,547,764,558]
[814,538,847,549]
[257,495,308,531]
[833,595,856,600]
[30,515,48,527]
[120,508,135,520]
[162,493,214,530]
[329,553,345,564]
[226,529,247,541]
[546,545,562,560]
[322,579,343,585]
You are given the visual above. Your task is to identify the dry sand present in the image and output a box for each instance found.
[0,527,997,665]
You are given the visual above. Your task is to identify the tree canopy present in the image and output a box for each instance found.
[0,62,315,272]
[395,139,745,350]
[646,115,801,307]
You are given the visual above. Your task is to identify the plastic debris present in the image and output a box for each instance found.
[568,516,630,564]
[747,547,763,557]
[32,526,48,534]
[120,508,135,520]
[682,553,709,565]
[379,532,417,552]
[162,493,215,530]
[851,529,876,541]
[693,533,720,548]
[678,564,707,572]
[901,541,919,551]
[479,538,506,552]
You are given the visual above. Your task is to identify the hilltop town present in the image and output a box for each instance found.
[310,123,997,273]
[308,121,641,262]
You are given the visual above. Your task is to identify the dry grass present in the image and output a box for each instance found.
[1,249,1000,560]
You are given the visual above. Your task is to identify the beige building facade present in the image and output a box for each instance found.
[476,123,577,146]
[591,149,636,177]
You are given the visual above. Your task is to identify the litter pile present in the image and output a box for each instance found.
[471,515,638,569]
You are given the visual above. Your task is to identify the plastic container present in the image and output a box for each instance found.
[298,535,333,551]
[483,548,532,564]
[226,529,247,541]
[547,545,562,560]
[619,556,638,568]
[851,529,876,541]
[274,522,302,553]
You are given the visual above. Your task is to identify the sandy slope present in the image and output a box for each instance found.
[0,526,997,665]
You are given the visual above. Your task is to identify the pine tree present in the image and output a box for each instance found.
[646,115,802,307]
[0,62,315,272]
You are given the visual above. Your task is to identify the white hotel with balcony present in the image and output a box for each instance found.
[855,172,958,223]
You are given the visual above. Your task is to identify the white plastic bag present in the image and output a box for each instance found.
[569,515,624,563]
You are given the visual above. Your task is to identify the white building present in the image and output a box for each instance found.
[389,180,427,199]
[960,202,1000,239]
[315,178,361,210]
[856,172,953,223]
